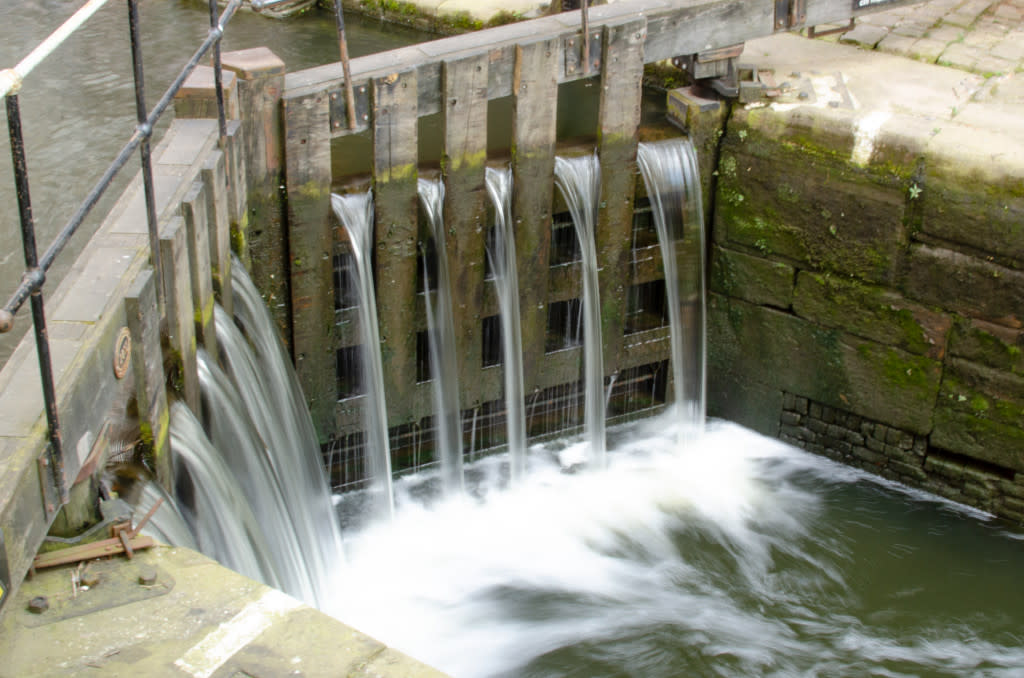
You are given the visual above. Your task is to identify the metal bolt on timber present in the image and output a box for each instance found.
[27,596,48,614]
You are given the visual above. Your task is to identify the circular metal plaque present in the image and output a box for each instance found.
[113,327,132,379]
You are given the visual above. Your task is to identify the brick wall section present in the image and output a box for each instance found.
[780,392,1024,524]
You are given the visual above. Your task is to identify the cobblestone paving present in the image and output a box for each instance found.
[834,0,1024,75]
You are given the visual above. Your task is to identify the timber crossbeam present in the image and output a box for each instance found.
[283,0,917,138]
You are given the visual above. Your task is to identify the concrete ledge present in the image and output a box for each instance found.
[0,546,448,678]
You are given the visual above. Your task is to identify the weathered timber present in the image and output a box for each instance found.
[181,181,218,358]
[283,0,919,140]
[201,151,234,317]
[158,217,200,414]
[512,38,559,394]
[441,53,489,408]
[222,48,289,339]
[284,89,335,440]
[124,270,172,487]
[596,17,646,375]
[373,69,420,425]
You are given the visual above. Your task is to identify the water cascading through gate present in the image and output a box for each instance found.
[484,166,528,481]
[553,153,605,467]
[637,138,707,437]
[331,191,394,518]
[417,178,465,493]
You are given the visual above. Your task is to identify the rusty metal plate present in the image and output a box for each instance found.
[328,84,371,134]
[563,31,603,78]
[16,559,174,628]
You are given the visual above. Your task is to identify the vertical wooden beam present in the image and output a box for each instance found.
[441,53,489,408]
[222,48,289,340]
[596,17,646,374]
[202,150,234,316]
[283,89,335,440]
[159,217,200,414]
[372,69,419,426]
[182,181,218,357]
[512,38,559,394]
[124,269,173,488]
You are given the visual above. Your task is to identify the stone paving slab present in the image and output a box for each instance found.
[839,0,1024,75]
[0,546,449,678]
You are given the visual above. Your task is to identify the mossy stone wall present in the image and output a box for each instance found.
[703,94,1024,523]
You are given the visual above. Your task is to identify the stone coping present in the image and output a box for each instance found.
[0,545,449,678]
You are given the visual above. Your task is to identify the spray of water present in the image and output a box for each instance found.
[637,138,707,436]
[417,177,465,493]
[331,191,394,518]
[553,152,605,467]
[484,166,527,481]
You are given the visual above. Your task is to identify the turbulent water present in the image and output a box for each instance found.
[328,415,1024,678]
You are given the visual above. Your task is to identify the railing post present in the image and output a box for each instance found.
[5,93,67,508]
[126,0,163,312]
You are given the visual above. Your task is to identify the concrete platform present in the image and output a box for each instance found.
[0,546,448,678]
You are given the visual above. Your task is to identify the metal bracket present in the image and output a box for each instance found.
[328,83,371,133]
[564,31,603,78]
[0,527,9,613]
[37,444,63,520]
[672,43,745,81]
[775,0,807,31]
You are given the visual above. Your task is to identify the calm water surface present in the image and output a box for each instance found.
[0,0,422,363]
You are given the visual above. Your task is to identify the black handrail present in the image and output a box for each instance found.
[1,0,243,506]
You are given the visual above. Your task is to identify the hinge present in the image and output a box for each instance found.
[775,0,807,31]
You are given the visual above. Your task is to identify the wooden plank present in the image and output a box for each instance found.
[596,17,647,375]
[181,181,217,358]
[372,69,420,425]
[201,150,233,317]
[124,270,172,488]
[222,48,289,341]
[158,217,200,414]
[441,53,490,408]
[285,0,922,141]
[511,38,559,394]
[284,89,336,440]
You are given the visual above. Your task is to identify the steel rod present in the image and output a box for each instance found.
[5,93,66,504]
[126,0,162,310]
[0,0,243,325]
[581,0,590,75]
[333,0,357,130]
[209,0,228,140]
[1,0,112,98]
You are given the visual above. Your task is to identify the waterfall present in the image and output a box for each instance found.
[228,264,345,588]
[168,401,282,592]
[484,166,527,481]
[637,138,707,436]
[197,348,319,604]
[553,153,606,467]
[417,178,464,493]
[331,191,394,518]
[136,479,197,552]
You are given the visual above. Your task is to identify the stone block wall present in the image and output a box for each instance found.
[704,88,1024,523]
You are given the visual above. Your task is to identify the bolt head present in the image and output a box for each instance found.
[27,596,49,614]
[138,566,158,586]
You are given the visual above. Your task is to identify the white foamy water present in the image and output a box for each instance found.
[327,416,1024,678]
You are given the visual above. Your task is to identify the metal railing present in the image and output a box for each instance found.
[1,0,242,506]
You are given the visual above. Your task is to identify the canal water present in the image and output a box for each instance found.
[331,416,1024,678]
[0,1,422,364]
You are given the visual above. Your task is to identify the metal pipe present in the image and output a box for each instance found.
[1,0,112,98]
[209,0,228,140]
[126,0,162,311]
[333,0,357,130]
[581,0,590,75]
[0,0,243,325]
[5,94,66,504]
